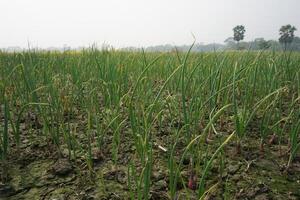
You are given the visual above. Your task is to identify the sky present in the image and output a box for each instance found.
[0,0,299,48]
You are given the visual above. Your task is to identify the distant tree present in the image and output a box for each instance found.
[279,24,297,50]
[267,40,281,51]
[291,36,300,51]
[224,37,235,43]
[233,25,246,49]
[224,37,236,49]
[254,38,271,50]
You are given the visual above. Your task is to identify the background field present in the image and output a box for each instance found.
[0,50,300,199]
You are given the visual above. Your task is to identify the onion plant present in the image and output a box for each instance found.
[1,49,300,199]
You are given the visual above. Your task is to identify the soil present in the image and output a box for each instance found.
[1,110,300,200]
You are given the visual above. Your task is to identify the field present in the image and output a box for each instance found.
[0,49,300,199]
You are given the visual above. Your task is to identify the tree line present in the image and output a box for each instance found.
[229,24,298,51]
[122,24,299,52]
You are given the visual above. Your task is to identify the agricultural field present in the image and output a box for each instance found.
[0,49,300,199]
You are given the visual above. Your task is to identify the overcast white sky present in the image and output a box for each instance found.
[0,0,299,48]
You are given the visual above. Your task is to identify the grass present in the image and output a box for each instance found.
[0,49,300,199]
